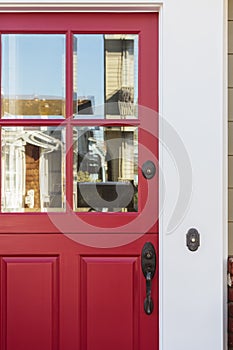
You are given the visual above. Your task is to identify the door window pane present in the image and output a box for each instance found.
[1,34,66,119]
[1,126,65,212]
[73,34,138,119]
[73,126,138,212]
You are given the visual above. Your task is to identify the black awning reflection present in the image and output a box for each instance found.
[77,181,136,211]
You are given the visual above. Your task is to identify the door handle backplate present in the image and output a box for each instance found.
[141,242,156,315]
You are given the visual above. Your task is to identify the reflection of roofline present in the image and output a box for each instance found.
[78,99,91,105]
[3,94,64,100]
[2,115,64,120]
[104,34,137,40]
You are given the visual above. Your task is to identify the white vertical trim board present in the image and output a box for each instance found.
[0,1,227,350]
[159,1,226,350]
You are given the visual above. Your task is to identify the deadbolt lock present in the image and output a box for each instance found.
[142,161,156,179]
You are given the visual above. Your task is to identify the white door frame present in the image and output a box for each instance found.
[0,1,227,349]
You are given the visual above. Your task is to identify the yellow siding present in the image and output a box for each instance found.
[229,0,233,253]
[105,40,122,101]
[105,38,135,117]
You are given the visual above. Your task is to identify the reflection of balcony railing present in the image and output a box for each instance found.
[77,181,136,211]
[118,101,136,116]
[118,87,136,116]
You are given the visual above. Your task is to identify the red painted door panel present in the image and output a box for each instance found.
[0,234,158,350]
[1,257,59,350]
[0,12,158,350]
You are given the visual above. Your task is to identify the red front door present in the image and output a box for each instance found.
[0,12,158,350]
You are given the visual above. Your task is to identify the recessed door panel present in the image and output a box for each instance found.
[1,256,59,350]
[80,256,139,350]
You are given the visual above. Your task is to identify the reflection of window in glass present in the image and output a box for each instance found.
[73,126,138,212]
[73,34,138,119]
[1,34,66,119]
[1,127,65,212]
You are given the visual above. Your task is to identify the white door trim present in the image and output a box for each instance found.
[0,2,161,12]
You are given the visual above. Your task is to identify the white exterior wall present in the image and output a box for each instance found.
[0,1,227,350]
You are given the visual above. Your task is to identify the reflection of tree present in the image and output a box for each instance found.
[77,171,92,182]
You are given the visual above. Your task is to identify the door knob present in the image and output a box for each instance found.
[141,242,156,315]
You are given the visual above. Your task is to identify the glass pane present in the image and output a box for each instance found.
[1,34,66,119]
[73,34,138,119]
[1,126,65,212]
[73,126,138,212]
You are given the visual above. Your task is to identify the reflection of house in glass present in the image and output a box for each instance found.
[74,126,138,212]
[77,96,95,115]
[105,128,135,182]
[1,127,65,212]
[104,34,138,118]
[72,34,137,119]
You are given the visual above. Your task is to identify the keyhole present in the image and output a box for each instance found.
[145,250,153,259]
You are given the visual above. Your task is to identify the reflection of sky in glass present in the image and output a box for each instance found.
[74,35,104,115]
[2,34,65,98]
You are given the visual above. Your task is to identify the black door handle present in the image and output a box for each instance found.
[141,242,156,315]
